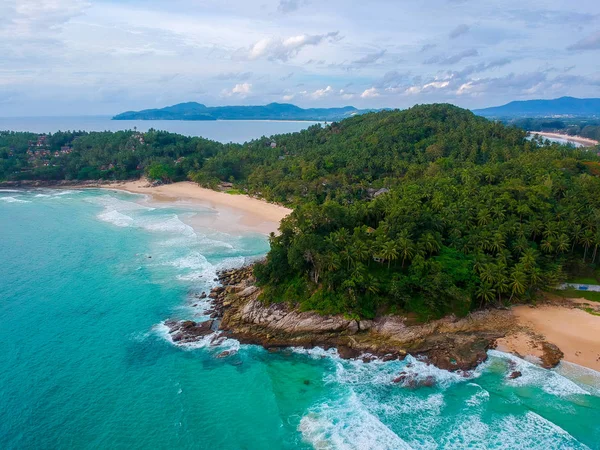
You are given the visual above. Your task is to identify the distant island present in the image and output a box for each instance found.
[473,96,600,118]
[113,102,371,121]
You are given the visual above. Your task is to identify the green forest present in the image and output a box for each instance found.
[3,104,600,319]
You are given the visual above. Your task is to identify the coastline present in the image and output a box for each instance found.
[5,180,598,373]
[530,131,599,147]
[497,297,600,371]
[109,180,291,235]
[168,265,600,374]
[0,178,292,236]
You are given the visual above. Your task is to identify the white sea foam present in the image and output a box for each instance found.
[441,411,588,449]
[34,193,51,198]
[0,196,30,203]
[141,215,196,236]
[488,350,590,397]
[299,391,414,450]
[0,189,20,192]
[52,190,80,196]
[153,321,240,353]
[97,209,134,227]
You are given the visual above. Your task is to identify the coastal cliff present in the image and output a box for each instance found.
[167,265,549,372]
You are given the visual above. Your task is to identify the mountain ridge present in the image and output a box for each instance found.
[113,102,369,121]
[473,96,600,118]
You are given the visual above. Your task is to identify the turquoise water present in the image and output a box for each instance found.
[1,189,600,449]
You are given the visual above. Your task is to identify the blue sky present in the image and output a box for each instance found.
[1,0,599,116]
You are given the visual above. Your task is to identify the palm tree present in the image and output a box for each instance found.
[509,269,527,300]
[419,232,441,255]
[396,236,415,268]
[580,230,594,262]
[556,234,570,254]
[379,240,398,269]
[540,239,554,254]
[352,240,370,263]
[571,224,583,252]
[476,283,496,306]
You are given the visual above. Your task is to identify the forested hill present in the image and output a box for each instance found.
[191,104,530,205]
[113,102,367,121]
[3,104,600,320]
[188,104,600,320]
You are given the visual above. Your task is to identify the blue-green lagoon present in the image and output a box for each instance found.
[1,188,599,449]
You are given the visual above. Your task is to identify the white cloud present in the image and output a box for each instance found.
[309,85,333,99]
[360,87,379,98]
[222,82,252,97]
[247,31,339,62]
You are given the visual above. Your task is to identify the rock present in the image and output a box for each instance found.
[239,286,258,298]
[337,345,360,359]
[166,319,215,344]
[347,321,359,334]
[508,371,522,379]
[200,292,207,299]
[216,350,231,358]
[540,342,564,369]
[358,320,373,331]
[209,292,218,299]
[393,372,435,388]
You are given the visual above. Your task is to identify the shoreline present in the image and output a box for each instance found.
[109,180,291,235]
[497,297,600,371]
[0,179,292,236]
[529,131,599,147]
[171,265,600,374]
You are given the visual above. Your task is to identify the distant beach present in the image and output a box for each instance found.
[530,131,599,148]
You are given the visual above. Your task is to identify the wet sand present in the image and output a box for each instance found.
[104,180,292,235]
[498,299,600,371]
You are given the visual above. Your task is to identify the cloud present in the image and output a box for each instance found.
[352,50,386,66]
[567,31,600,51]
[277,0,308,13]
[424,48,479,65]
[449,24,470,39]
[246,31,340,62]
[456,72,547,96]
[420,44,437,53]
[222,83,252,97]
[1,0,89,36]
[360,87,380,98]
[309,85,333,99]
[405,80,450,95]
[216,72,253,81]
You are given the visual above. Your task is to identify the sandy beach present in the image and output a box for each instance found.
[530,131,599,148]
[498,298,600,371]
[105,180,292,235]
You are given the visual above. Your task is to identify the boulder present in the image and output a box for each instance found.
[540,342,564,369]
[239,286,258,298]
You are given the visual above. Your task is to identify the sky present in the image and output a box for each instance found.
[1,0,599,116]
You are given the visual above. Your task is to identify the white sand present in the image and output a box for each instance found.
[104,180,291,235]
[530,131,599,148]
[498,300,600,371]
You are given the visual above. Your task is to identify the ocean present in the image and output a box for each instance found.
[1,189,600,449]
[0,117,321,144]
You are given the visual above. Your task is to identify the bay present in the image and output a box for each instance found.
[0,117,321,144]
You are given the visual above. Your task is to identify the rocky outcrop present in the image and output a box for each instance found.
[164,265,566,372]
[203,266,515,371]
[165,319,216,344]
